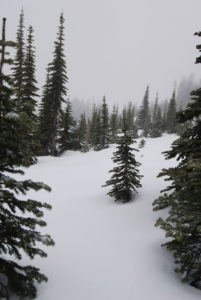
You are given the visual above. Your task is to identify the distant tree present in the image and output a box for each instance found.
[137,86,151,137]
[99,95,110,149]
[176,74,200,109]
[102,114,142,203]
[88,104,102,150]
[151,94,162,137]
[110,104,119,143]
[0,18,54,299]
[58,99,76,153]
[123,102,138,138]
[38,66,52,155]
[77,113,89,152]
[166,90,177,133]
[153,31,201,289]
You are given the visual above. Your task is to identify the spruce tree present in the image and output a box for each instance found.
[166,90,177,133]
[100,95,110,149]
[77,113,89,152]
[0,18,54,299]
[38,66,52,155]
[58,99,76,153]
[123,102,138,138]
[45,12,68,156]
[153,31,201,289]
[137,86,150,137]
[12,9,25,111]
[102,115,142,203]
[151,95,162,137]
[110,104,119,143]
[20,25,40,163]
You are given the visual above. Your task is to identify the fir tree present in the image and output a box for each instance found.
[166,90,177,133]
[45,12,68,156]
[58,99,76,153]
[151,94,162,137]
[20,25,40,164]
[123,102,138,138]
[88,104,102,150]
[0,18,54,299]
[110,104,119,143]
[12,9,25,111]
[153,31,201,289]
[100,95,110,149]
[93,108,102,151]
[77,113,89,152]
[137,86,150,137]
[38,65,52,155]
[102,115,142,203]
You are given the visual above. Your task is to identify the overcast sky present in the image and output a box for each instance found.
[1,0,201,107]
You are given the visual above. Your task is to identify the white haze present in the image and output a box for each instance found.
[1,0,201,108]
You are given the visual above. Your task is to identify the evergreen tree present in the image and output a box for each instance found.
[137,86,151,137]
[77,113,89,152]
[151,94,162,137]
[124,102,138,138]
[0,18,54,299]
[102,115,142,203]
[58,99,76,153]
[99,95,110,149]
[88,104,102,150]
[20,25,40,164]
[88,104,98,147]
[38,65,52,155]
[45,13,68,156]
[166,90,177,133]
[93,108,102,151]
[110,104,119,143]
[12,9,25,110]
[153,31,201,289]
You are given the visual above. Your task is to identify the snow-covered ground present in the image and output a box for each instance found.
[21,134,201,299]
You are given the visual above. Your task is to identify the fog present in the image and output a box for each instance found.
[1,0,201,108]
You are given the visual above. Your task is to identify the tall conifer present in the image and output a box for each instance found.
[45,12,68,156]
[102,114,142,203]
[12,9,25,110]
[153,32,201,289]
[0,18,54,299]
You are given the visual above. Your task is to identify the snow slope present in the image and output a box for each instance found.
[21,134,201,299]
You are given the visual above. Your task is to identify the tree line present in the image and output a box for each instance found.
[1,8,201,299]
[1,9,187,161]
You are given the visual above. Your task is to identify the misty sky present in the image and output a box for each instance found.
[1,0,201,107]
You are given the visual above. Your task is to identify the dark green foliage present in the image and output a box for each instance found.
[20,25,40,164]
[99,96,110,149]
[153,33,201,289]
[110,105,119,143]
[166,90,177,133]
[103,117,142,203]
[137,86,151,137]
[88,104,102,150]
[77,113,89,152]
[12,9,25,110]
[122,102,138,138]
[0,18,54,299]
[151,95,162,138]
[58,99,77,152]
[38,66,52,155]
[40,13,68,156]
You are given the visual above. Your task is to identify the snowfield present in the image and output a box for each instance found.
[20,134,201,299]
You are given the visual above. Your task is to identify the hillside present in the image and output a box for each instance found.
[20,134,201,300]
